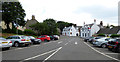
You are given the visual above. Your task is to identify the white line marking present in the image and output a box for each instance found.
[43,47,62,62]
[58,41,63,44]
[75,42,77,45]
[84,42,120,61]
[105,53,119,54]
[16,48,24,50]
[20,47,61,62]
[65,43,68,45]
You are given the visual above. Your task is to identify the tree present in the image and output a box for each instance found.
[43,18,57,35]
[2,2,26,29]
[57,21,76,32]
[30,22,50,35]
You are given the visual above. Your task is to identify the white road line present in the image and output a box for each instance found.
[43,47,62,62]
[16,48,24,50]
[105,53,119,54]
[58,41,63,44]
[75,42,77,45]
[20,47,61,62]
[65,43,68,45]
[84,42,120,62]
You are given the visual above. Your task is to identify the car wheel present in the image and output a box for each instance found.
[44,39,47,42]
[108,48,112,51]
[14,42,19,47]
[101,44,107,48]
[6,47,10,50]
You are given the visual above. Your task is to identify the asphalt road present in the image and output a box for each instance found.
[1,36,120,62]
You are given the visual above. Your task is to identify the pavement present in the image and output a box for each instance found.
[1,36,120,62]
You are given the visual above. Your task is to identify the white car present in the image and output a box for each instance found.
[93,37,110,48]
[0,37,12,50]
[6,35,31,47]
[53,35,59,40]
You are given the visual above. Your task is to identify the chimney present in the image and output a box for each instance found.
[94,19,96,24]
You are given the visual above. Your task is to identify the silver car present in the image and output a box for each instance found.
[6,35,31,47]
[93,37,110,48]
[0,37,12,50]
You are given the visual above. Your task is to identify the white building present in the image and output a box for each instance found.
[81,19,100,38]
[62,25,79,36]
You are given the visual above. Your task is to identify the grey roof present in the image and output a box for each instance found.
[97,26,120,34]
[108,26,120,34]
[97,28,110,34]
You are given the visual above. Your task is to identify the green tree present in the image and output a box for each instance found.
[30,22,49,35]
[57,21,76,32]
[43,18,57,35]
[2,2,26,29]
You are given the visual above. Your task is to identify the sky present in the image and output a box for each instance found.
[19,0,120,26]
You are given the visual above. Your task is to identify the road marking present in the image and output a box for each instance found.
[75,42,77,45]
[105,53,119,54]
[43,47,62,62]
[65,43,68,45]
[58,41,63,44]
[20,47,62,62]
[84,42,120,62]
[16,48,24,50]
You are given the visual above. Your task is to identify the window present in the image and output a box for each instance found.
[70,32,72,34]
[6,37,12,39]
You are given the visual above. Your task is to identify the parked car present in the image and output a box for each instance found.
[37,35,50,42]
[90,37,103,44]
[53,35,59,40]
[28,36,41,44]
[84,37,93,42]
[93,37,111,48]
[6,35,31,47]
[0,37,12,50]
[108,38,120,53]
[49,35,54,40]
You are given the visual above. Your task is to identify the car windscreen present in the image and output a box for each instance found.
[0,37,5,40]
[29,36,35,39]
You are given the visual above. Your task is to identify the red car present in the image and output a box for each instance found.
[37,35,50,42]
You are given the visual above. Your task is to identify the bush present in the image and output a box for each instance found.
[97,34,105,37]
[110,34,120,38]
[18,29,24,35]
[24,29,36,36]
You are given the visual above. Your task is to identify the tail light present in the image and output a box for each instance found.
[21,39,25,41]
[115,41,118,45]
[9,41,12,43]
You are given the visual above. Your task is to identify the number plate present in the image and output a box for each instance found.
[27,40,30,41]
[2,42,8,44]
[108,46,112,48]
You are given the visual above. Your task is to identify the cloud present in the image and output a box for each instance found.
[74,5,117,19]
[19,0,119,26]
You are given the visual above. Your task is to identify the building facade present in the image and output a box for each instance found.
[25,15,38,30]
[62,25,79,36]
[80,20,100,38]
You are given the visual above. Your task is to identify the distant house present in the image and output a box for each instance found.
[97,26,120,36]
[25,15,38,30]
[80,19,101,38]
[62,25,79,36]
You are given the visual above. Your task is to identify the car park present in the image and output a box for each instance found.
[0,37,12,50]
[6,35,31,47]
[37,35,50,42]
[28,36,41,44]
[108,38,120,53]
[92,37,110,48]
[53,35,59,40]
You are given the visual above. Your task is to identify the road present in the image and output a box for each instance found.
[2,36,120,62]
